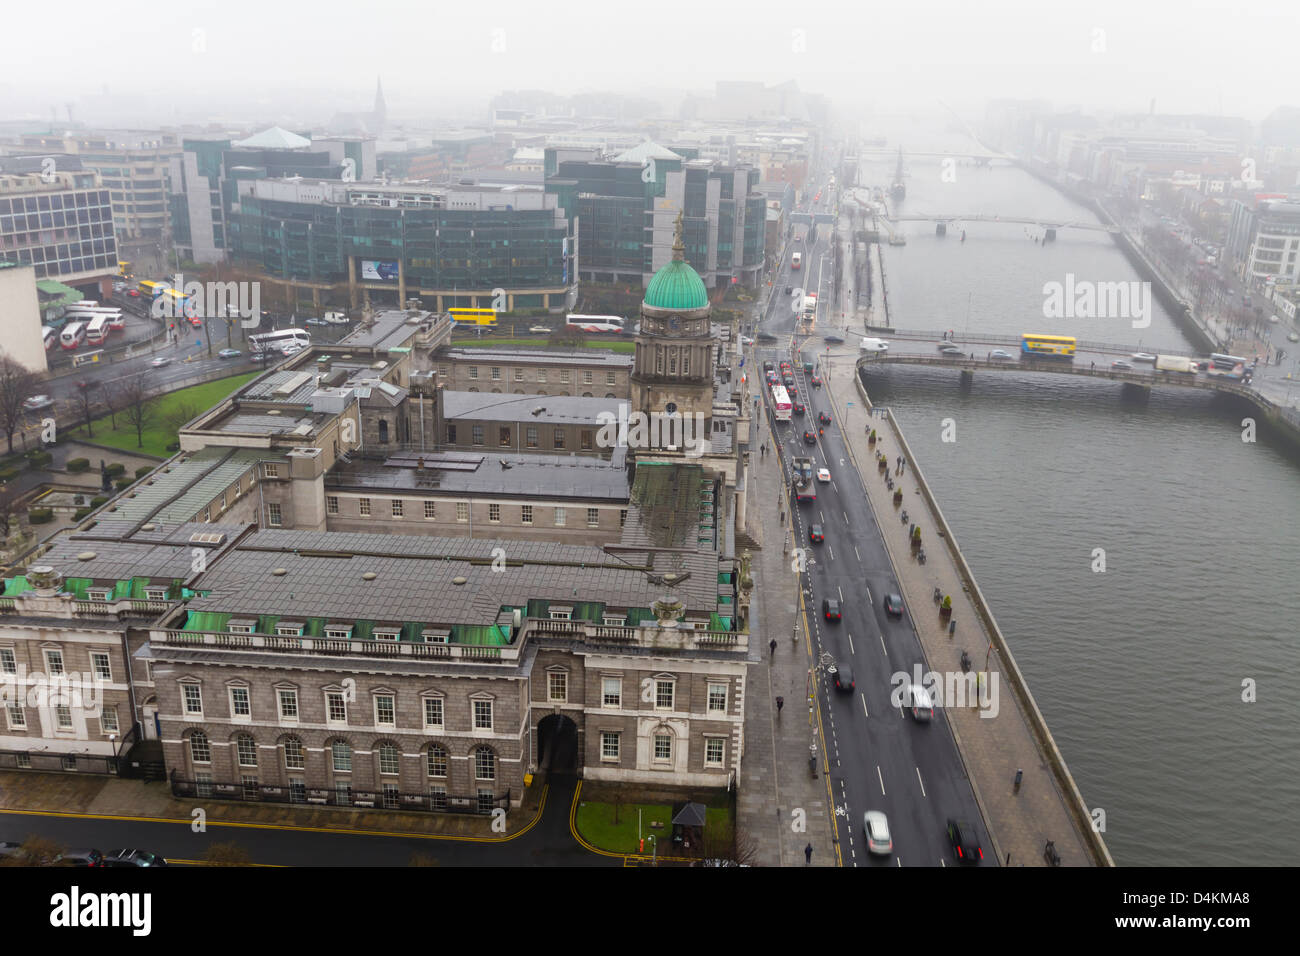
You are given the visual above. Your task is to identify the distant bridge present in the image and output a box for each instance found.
[855,149,1012,165]
[884,213,1121,235]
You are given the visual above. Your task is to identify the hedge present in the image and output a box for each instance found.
[67,458,90,473]
[114,478,132,491]
[0,468,18,483]
[104,463,126,478]
[165,442,180,452]
[135,466,154,479]
[73,508,92,521]
[28,508,54,524]
[90,496,109,507]
[26,450,52,467]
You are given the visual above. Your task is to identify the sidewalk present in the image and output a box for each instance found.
[813,345,1106,867]
[735,416,837,867]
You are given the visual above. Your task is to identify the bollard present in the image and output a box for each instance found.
[948,618,956,637]
[1014,768,1023,792]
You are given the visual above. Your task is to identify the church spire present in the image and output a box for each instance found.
[672,210,685,262]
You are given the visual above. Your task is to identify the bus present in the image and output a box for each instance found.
[1020,333,1077,358]
[138,280,168,298]
[448,307,498,328]
[159,287,200,324]
[1207,353,1248,380]
[117,260,132,277]
[771,384,793,422]
[792,251,802,270]
[84,314,111,345]
[43,326,57,351]
[60,322,86,349]
[248,328,311,354]
[566,314,626,333]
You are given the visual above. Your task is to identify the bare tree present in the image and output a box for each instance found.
[549,326,588,349]
[164,400,199,434]
[101,380,120,431]
[697,818,758,867]
[0,484,20,544]
[120,373,157,449]
[0,356,39,454]
[74,382,98,439]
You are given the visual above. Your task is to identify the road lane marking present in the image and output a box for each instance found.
[827,544,834,561]
[876,764,886,795]
[854,545,861,562]
[847,632,854,654]
[915,767,927,798]
[837,585,843,602]
[860,692,868,718]
[865,587,871,604]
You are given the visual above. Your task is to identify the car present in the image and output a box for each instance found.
[823,334,844,345]
[104,848,168,867]
[766,371,778,385]
[946,819,983,864]
[53,848,105,867]
[906,684,934,721]
[793,402,806,416]
[803,431,817,445]
[218,348,242,359]
[757,332,777,343]
[150,356,172,368]
[304,317,325,326]
[816,467,831,483]
[831,662,854,693]
[1132,352,1157,363]
[809,524,824,544]
[782,374,794,386]
[323,312,350,325]
[1289,331,1300,343]
[940,345,964,356]
[763,360,774,372]
[127,289,141,297]
[883,592,904,617]
[281,345,304,356]
[23,394,54,411]
[1111,359,1133,370]
[785,286,793,295]
[788,385,797,397]
[529,325,551,334]
[822,598,842,621]
[989,349,1013,360]
[740,336,755,346]
[795,484,816,504]
[817,411,831,425]
[863,811,893,856]
[810,374,822,387]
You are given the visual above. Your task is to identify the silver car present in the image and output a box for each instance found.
[907,684,934,722]
[863,811,893,856]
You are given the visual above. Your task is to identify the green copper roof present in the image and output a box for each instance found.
[643,259,708,311]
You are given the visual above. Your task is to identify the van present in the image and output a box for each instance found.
[323,312,349,324]
[860,337,890,353]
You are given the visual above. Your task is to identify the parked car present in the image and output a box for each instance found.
[831,662,855,693]
[127,289,141,297]
[104,848,168,867]
[304,317,325,326]
[883,592,904,617]
[53,848,105,867]
[863,811,893,856]
[740,336,755,346]
[281,345,304,356]
[809,524,824,544]
[150,357,172,368]
[803,431,817,445]
[218,348,242,359]
[23,394,54,411]
[946,819,983,864]
[816,467,831,483]
[822,598,842,621]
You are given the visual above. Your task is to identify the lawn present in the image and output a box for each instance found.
[574,801,732,855]
[453,337,636,355]
[68,372,261,458]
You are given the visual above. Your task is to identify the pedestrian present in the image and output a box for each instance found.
[1090,361,1095,370]
[769,638,777,659]
[776,695,784,715]
[805,842,813,865]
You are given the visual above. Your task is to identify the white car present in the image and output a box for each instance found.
[740,336,755,346]
[281,345,304,356]
[1132,352,1157,363]
[23,394,54,411]
[863,811,893,856]
[989,349,1014,360]
[816,468,831,483]
[860,337,889,353]
[150,357,172,368]
[528,325,551,334]
[906,684,934,722]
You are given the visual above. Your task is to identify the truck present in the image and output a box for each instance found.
[1154,355,1197,374]
[792,457,814,484]
[801,293,818,320]
[860,337,890,353]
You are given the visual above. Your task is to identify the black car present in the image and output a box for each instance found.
[822,598,842,621]
[105,848,168,867]
[823,334,845,345]
[763,360,774,373]
[883,593,904,617]
[832,662,855,692]
[809,524,824,544]
[803,431,817,445]
[53,848,105,867]
[793,402,806,416]
[757,332,777,343]
[817,411,831,425]
[785,286,793,295]
[946,820,983,864]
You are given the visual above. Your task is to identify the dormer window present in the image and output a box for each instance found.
[275,621,304,637]
[325,624,353,641]
[548,606,573,621]
[372,627,400,642]
[421,628,450,644]
[144,587,168,601]
[228,619,255,635]
[86,587,112,602]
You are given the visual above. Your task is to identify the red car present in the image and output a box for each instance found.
[809,524,824,543]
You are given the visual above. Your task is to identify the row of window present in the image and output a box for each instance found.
[444,423,600,450]
[5,703,119,735]
[187,733,498,780]
[460,366,619,386]
[323,497,622,528]
[1,647,114,681]
[184,684,496,732]
[598,730,727,768]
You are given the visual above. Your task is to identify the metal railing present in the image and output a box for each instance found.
[155,629,516,662]
[169,772,511,815]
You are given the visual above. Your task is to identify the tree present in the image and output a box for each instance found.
[164,400,199,434]
[549,326,588,349]
[0,356,39,454]
[120,373,157,449]
[0,835,63,867]
[102,380,120,431]
[0,484,21,546]
[697,818,758,867]
[74,382,98,439]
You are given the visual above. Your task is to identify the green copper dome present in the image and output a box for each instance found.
[643,258,708,311]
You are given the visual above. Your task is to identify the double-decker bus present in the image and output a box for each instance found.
[138,280,168,298]
[565,314,626,333]
[791,251,802,270]
[449,307,498,327]
[248,328,311,354]
[1207,352,1248,380]
[771,384,793,422]
[117,260,132,277]
[158,287,200,324]
[60,322,86,349]
[84,314,111,345]
[1020,333,1077,358]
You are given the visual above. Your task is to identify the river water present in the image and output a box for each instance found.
[853,117,1300,867]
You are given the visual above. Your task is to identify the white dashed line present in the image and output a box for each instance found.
[847,633,854,654]
[915,767,928,798]
[860,692,869,718]
[876,764,886,795]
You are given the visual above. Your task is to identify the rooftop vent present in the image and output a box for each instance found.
[141,523,156,532]
[362,571,377,580]
[76,552,97,561]
[272,568,287,576]
[189,532,226,546]
[452,576,468,586]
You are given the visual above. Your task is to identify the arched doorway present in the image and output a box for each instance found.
[141,697,159,739]
[536,713,579,775]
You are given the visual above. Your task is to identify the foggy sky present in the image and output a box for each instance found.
[0,0,1293,126]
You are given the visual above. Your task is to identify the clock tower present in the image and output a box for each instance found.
[630,213,715,449]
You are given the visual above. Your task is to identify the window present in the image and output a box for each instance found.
[424,501,436,519]
[553,428,565,449]
[537,369,547,383]
[144,587,167,601]
[391,499,403,517]
[554,507,566,527]
[499,426,511,446]
[327,495,339,515]
[263,463,279,479]
[288,777,306,803]
[8,704,26,729]
[228,621,254,635]
[383,783,400,809]
[488,503,500,523]
[446,425,457,443]
[90,652,111,681]
[427,746,448,777]
[278,689,299,720]
[236,734,257,767]
[583,370,593,385]
[0,648,16,675]
[490,367,501,381]
[549,607,572,621]
[521,504,533,524]
[183,683,203,715]
[195,773,213,797]
[325,626,352,640]
[429,786,448,811]
[708,684,728,713]
[335,782,353,806]
[375,695,395,725]
[655,679,674,711]
[607,371,616,385]
[190,732,211,763]
[424,697,444,729]
[242,776,259,800]
[275,622,303,637]
[56,705,73,730]
[705,738,725,767]
[653,733,672,761]
[327,692,347,723]
[378,743,400,775]
[331,740,352,772]
[602,677,621,708]
[267,502,282,527]
[284,737,304,770]
[581,430,593,451]
[525,425,538,448]
[359,497,371,516]
[230,686,251,718]
[468,366,479,379]
[100,706,119,734]
[45,649,64,675]
[219,493,227,512]
[474,747,496,780]
[473,699,493,731]
[601,732,620,760]
[587,507,599,527]
[548,672,567,702]
[472,425,484,446]
[514,368,524,382]
[456,502,469,523]
[619,509,628,528]
[560,370,571,384]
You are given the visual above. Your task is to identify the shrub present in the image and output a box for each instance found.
[73,508,92,521]
[114,478,132,491]
[104,462,126,478]
[28,508,54,524]
[90,496,108,507]
[165,442,180,452]
[27,451,53,467]
[135,465,154,479]
[66,458,90,473]
[0,468,18,483]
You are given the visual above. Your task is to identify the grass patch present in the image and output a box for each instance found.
[452,337,636,355]
[573,801,731,855]
[67,372,261,458]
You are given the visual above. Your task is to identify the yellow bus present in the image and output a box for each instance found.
[117,260,132,277]
[138,280,168,298]
[1020,333,1077,358]
[449,307,498,327]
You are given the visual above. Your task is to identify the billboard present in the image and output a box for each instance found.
[361,260,399,281]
